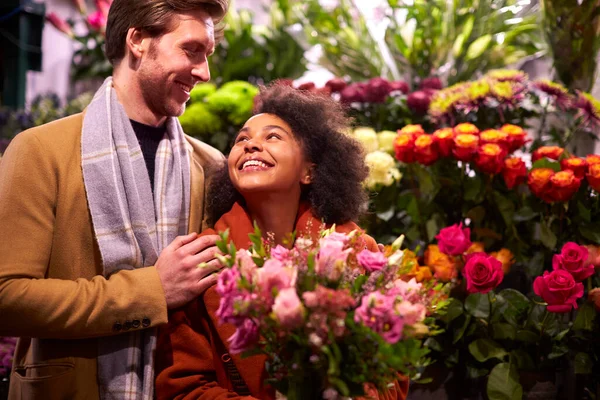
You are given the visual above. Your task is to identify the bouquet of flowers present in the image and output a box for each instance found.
[214,226,449,400]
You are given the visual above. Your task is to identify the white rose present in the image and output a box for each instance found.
[377,130,397,153]
[352,127,379,153]
[364,151,402,189]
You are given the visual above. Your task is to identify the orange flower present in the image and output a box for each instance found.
[414,134,439,165]
[466,242,485,254]
[453,134,479,162]
[454,123,480,136]
[432,128,454,157]
[394,133,417,163]
[589,288,600,312]
[491,248,515,274]
[586,163,600,192]
[501,124,529,152]
[547,170,581,202]
[398,124,426,136]
[527,168,554,201]
[424,244,458,282]
[479,129,509,149]
[532,146,564,162]
[586,154,600,166]
[503,157,528,189]
[475,143,506,175]
[560,157,587,179]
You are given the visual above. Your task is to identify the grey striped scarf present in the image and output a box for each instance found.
[81,77,191,400]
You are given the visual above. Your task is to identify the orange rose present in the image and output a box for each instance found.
[454,123,480,136]
[453,134,479,162]
[560,157,587,179]
[586,163,600,192]
[532,146,564,162]
[466,242,485,254]
[479,129,509,149]
[432,128,455,157]
[586,154,600,166]
[424,244,458,282]
[547,170,581,202]
[527,168,554,201]
[398,124,426,136]
[394,133,417,163]
[588,288,600,311]
[414,134,440,165]
[475,143,506,175]
[491,248,515,274]
[503,157,528,189]
[584,244,600,268]
[501,124,529,152]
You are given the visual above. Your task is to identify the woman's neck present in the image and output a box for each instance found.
[245,193,301,246]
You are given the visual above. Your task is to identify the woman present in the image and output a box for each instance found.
[155,84,408,399]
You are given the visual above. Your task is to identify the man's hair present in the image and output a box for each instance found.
[104,0,228,65]
[206,84,370,226]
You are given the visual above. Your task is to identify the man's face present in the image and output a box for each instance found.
[136,10,215,119]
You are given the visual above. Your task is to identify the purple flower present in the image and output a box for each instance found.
[0,337,17,375]
[356,249,387,272]
[365,77,393,103]
[228,319,259,354]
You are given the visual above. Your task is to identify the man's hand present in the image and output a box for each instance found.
[156,233,223,310]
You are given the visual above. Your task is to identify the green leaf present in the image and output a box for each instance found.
[513,206,538,222]
[515,330,539,343]
[532,159,561,172]
[493,191,515,229]
[464,175,483,201]
[573,302,596,331]
[574,352,593,374]
[524,251,545,279]
[510,350,535,370]
[440,298,464,324]
[453,314,472,344]
[579,223,600,244]
[492,323,517,340]
[496,289,531,326]
[577,201,591,223]
[465,293,490,319]
[469,339,508,362]
[426,218,439,242]
[548,342,569,359]
[452,33,467,58]
[465,35,492,61]
[487,362,523,400]
[540,220,557,250]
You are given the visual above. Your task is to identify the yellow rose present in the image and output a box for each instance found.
[377,130,398,153]
[352,127,379,153]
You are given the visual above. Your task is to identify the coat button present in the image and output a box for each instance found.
[142,318,151,327]
[132,320,141,328]
[113,322,122,332]
[123,321,132,330]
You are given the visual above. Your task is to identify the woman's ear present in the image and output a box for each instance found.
[300,163,315,185]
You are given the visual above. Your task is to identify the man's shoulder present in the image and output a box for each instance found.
[17,113,84,146]
[184,134,225,169]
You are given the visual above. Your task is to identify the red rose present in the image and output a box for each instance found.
[389,80,409,94]
[462,252,504,294]
[560,157,587,179]
[500,124,529,152]
[479,129,509,150]
[547,170,581,202]
[394,133,417,163]
[552,242,593,282]
[453,134,479,162]
[502,157,527,189]
[586,154,600,166]
[474,143,506,175]
[407,90,433,115]
[432,128,455,157]
[586,163,600,192]
[532,146,564,162]
[325,78,347,93]
[419,77,443,91]
[340,83,367,103]
[527,168,554,201]
[365,77,392,103]
[533,270,584,313]
[454,123,480,136]
[436,223,472,256]
[414,134,439,165]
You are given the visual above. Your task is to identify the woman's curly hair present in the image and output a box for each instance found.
[206,83,369,226]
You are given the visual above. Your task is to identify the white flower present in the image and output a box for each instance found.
[377,130,397,153]
[352,127,379,153]
[364,151,402,189]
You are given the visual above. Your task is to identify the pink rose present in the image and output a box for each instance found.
[395,301,426,325]
[228,319,259,354]
[235,250,257,281]
[462,253,504,294]
[389,278,422,303]
[356,249,387,272]
[256,259,296,300]
[436,223,472,256]
[271,245,291,263]
[552,242,593,282]
[272,287,305,329]
[87,10,106,31]
[533,270,584,313]
[316,238,351,280]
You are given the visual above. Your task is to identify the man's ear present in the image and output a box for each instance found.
[125,27,148,59]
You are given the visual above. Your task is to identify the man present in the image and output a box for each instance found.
[0,0,229,398]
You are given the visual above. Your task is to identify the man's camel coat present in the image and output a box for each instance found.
[0,113,223,399]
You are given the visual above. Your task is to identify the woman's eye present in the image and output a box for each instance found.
[235,136,249,143]
[267,133,281,140]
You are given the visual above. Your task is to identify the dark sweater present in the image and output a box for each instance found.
[130,119,166,194]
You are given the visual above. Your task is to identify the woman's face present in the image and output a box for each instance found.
[228,113,312,197]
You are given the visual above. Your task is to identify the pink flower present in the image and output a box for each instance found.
[272,287,305,329]
[365,77,393,103]
[534,270,584,313]
[87,10,107,31]
[395,301,426,325]
[256,259,296,300]
[355,292,404,343]
[316,238,351,280]
[323,231,350,245]
[235,250,257,281]
[228,319,259,354]
[389,278,422,303]
[462,253,504,294]
[46,13,73,37]
[270,245,291,263]
[96,0,112,18]
[435,223,472,256]
[356,249,387,272]
[552,242,593,282]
